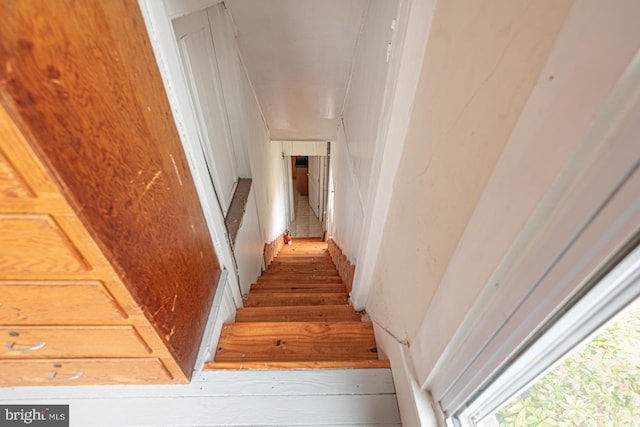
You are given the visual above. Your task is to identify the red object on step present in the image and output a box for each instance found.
[284,233,292,244]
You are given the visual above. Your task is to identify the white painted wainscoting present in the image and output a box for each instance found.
[0,369,400,426]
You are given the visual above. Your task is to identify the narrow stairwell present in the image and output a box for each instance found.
[206,238,389,369]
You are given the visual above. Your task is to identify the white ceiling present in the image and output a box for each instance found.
[225,0,370,141]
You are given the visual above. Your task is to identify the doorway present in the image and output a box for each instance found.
[289,155,325,238]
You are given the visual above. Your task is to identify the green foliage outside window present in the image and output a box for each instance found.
[493,304,640,426]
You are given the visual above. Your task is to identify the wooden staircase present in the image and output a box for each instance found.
[206,238,389,369]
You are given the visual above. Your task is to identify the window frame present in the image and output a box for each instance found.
[454,240,640,426]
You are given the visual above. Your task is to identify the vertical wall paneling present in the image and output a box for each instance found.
[208,4,252,178]
[173,10,239,214]
[328,124,364,262]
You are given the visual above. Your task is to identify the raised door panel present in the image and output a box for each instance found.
[0,215,90,274]
[0,281,127,324]
[0,326,151,358]
[0,149,34,199]
[0,103,62,199]
[297,167,309,195]
[0,358,174,386]
[174,10,238,214]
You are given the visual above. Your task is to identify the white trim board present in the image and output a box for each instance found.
[1,369,396,398]
[163,0,223,19]
[1,369,399,427]
[5,396,399,427]
[193,269,231,372]
[202,270,238,364]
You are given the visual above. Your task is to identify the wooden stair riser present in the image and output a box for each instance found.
[215,322,379,362]
[250,286,347,294]
[243,293,349,307]
[265,266,338,274]
[205,360,390,369]
[257,276,344,284]
[235,305,361,322]
[268,257,333,264]
[278,250,329,256]
[261,270,339,277]
[250,282,346,290]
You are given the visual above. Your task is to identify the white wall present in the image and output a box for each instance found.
[208,4,251,177]
[328,124,364,261]
[234,187,263,295]
[341,0,399,207]
[365,0,575,346]
[207,4,288,244]
[328,0,400,262]
[411,0,640,391]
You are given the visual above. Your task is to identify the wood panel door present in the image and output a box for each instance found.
[297,168,309,196]
[0,0,222,379]
[308,157,321,219]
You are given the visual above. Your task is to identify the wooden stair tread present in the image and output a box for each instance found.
[214,322,380,363]
[251,280,346,292]
[278,249,329,254]
[270,259,334,264]
[204,360,390,370]
[257,276,343,284]
[250,286,347,293]
[261,271,339,277]
[243,292,349,307]
[236,305,361,322]
[265,266,338,273]
[251,282,346,290]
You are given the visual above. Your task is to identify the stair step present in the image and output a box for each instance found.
[265,265,338,273]
[260,268,338,279]
[270,256,333,263]
[278,248,329,255]
[236,305,361,322]
[204,360,390,370]
[250,285,346,293]
[257,275,343,284]
[243,292,349,307]
[214,321,380,363]
[251,282,346,290]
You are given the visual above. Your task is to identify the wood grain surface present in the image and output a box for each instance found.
[0,358,173,386]
[0,149,33,198]
[0,0,220,375]
[243,292,349,307]
[0,215,90,274]
[0,281,127,324]
[215,321,379,362]
[235,305,362,323]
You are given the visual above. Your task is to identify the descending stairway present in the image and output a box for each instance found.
[206,238,389,369]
